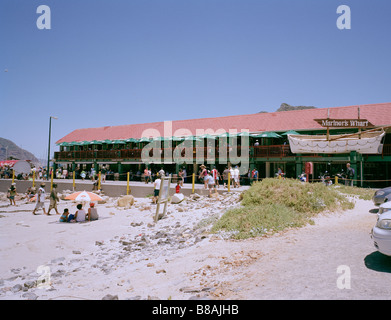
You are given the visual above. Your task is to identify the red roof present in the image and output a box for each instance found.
[56,102,391,143]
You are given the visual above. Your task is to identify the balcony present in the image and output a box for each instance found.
[55,145,294,161]
[54,144,391,162]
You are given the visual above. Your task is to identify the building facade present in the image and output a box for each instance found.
[55,103,391,187]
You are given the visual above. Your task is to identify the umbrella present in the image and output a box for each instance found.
[139,137,152,143]
[68,141,84,146]
[237,131,250,137]
[65,191,103,202]
[185,136,202,142]
[90,140,103,145]
[57,142,71,147]
[251,131,282,138]
[281,130,300,136]
[198,134,217,140]
[112,140,126,144]
[172,136,185,141]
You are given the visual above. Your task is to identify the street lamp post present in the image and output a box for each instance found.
[47,116,58,180]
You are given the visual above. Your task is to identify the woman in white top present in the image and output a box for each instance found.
[74,203,86,222]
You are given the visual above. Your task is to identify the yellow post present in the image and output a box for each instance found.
[98,171,101,190]
[50,169,54,192]
[127,172,130,195]
[32,170,35,188]
[335,175,338,185]
[12,169,15,184]
[228,172,231,192]
[72,171,76,191]
[191,173,195,194]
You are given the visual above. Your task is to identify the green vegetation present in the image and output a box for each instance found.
[333,185,375,201]
[211,178,355,239]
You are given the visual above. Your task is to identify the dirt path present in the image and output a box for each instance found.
[2,195,391,300]
[190,198,391,299]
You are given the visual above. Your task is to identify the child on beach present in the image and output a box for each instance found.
[7,184,17,206]
[175,182,181,194]
[86,202,99,221]
[59,208,70,222]
[74,203,86,222]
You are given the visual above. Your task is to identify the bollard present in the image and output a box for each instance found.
[50,169,54,192]
[73,171,76,191]
[127,172,130,195]
[98,171,101,190]
[192,173,195,194]
[335,175,338,185]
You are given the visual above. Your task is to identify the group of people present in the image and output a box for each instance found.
[1,165,47,181]
[6,181,99,223]
[59,203,99,223]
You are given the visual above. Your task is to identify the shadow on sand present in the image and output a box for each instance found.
[364,251,391,273]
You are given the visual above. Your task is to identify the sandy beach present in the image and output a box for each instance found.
[1,188,390,300]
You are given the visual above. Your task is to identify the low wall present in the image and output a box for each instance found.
[0,179,230,198]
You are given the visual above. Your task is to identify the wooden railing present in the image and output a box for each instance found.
[54,144,391,161]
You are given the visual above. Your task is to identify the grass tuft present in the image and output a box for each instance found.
[211,178,355,239]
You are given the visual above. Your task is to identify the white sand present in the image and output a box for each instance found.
[1,191,390,300]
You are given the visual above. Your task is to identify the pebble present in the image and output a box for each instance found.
[0,191,242,300]
[102,294,118,300]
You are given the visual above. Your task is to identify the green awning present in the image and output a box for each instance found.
[281,130,301,136]
[184,136,203,142]
[198,134,217,140]
[139,137,152,142]
[251,131,282,138]
[112,140,126,144]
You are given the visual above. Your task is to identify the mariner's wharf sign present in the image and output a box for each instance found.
[314,118,374,128]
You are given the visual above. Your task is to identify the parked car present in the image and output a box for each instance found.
[372,186,391,206]
[371,202,391,256]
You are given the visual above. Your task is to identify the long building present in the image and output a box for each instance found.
[55,102,391,187]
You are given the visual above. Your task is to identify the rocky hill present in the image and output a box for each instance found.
[276,103,317,112]
[0,137,40,164]
[259,103,317,113]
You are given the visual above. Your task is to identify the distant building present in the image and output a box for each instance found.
[55,102,391,187]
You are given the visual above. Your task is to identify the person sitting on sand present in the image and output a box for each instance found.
[59,208,70,222]
[25,187,36,200]
[74,203,86,222]
[175,182,181,194]
[86,202,99,221]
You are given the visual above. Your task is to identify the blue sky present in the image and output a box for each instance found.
[1,0,390,161]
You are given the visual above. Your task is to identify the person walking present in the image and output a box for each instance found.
[233,166,240,188]
[222,167,229,188]
[32,183,47,215]
[345,163,355,187]
[47,183,60,215]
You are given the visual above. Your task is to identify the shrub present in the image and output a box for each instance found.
[211,178,354,239]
